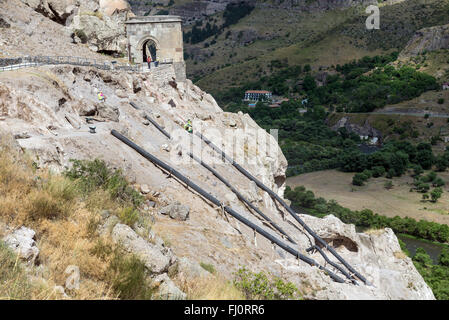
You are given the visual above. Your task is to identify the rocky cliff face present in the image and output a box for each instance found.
[0,0,436,300]
[400,23,449,57]
[19,0,133,54]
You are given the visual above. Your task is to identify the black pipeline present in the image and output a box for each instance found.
[131,102,296,244]
[133,102,356,284]
[195,132,368,285]
[110,129,345,283]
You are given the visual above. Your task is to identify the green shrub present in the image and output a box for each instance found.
[64,159,143,208]
[27,191,70,220]
[200,262,216,274]
[352,173,367,186]
[413,247,433,266]
[118,207,140,227]
[430,187,443,203]
[416,182,430,193]
[439,248,449,267]
[372,166,386,177]
[233,267,300,300]
[108,249,153,300]
[362,169,372,178]
[74,29,88,43]
[386,168,396,179]
[438,98,445,104]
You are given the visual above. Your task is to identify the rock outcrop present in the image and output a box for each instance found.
[331,116,382,145]
[283,214,435,300]
[111,223,175,274]
[153,273,187,300]
[20,0,132,54]
[3,226,40,264]
[400,23,449,57]
[159,202,190,221]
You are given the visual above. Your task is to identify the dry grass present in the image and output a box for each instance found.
[394,251,408,259]
[178,275,245,300]
[0,135,152,299]
[364,228,387,236]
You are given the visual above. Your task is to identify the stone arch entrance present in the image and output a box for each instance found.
[138,36,160,63]
[143,39,157,63]
[125,16,186,80]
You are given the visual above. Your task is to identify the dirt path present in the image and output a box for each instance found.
[287,169,449,226]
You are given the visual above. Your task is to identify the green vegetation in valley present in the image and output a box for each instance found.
[220,52,437,113]
[284,185,449,244]
[223,54,441,176]
[412,247,449,299]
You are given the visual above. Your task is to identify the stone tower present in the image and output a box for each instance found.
[125,16,186,81]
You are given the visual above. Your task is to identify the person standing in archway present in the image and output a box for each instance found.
[147,55,152,69]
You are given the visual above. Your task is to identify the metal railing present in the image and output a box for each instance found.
[0,56,174,73]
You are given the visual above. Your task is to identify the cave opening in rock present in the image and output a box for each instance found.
[143,39,157,63]
[97,50,123,58]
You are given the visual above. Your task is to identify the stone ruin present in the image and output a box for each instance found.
[125,15,186,81]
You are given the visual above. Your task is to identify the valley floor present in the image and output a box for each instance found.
[287,169,449,226]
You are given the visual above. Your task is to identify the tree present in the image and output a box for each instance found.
[416,183,430,193]
[386,168,396,179]
[412,164,423,176]
[439,248,449,267]
[416,149,434,170]
[413,247,433,266]
[431,187,443,203]
[433,177,445,187]
[303,75,317,91]
[352,173,366,186]
[372,166,386,177]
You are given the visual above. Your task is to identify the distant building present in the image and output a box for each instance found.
[443,83,449,90]
[244,90,272,101]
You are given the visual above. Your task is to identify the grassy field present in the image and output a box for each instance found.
[286,169,449,226]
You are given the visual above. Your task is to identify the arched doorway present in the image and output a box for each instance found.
[143,39,157,63]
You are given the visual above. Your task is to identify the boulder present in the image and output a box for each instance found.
[153,273,186,300]
[3,226,39,264]
[97,103,120,122]
[76,102,97,116]
[98,215,120,237]
[177,257,210,280]
[158,202,190,221]
[140,184,150,194]
[0,16,11,28]
[111,223,172,274]
[69,10,128,54]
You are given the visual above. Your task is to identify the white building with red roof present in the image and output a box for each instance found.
[244,90,272,101]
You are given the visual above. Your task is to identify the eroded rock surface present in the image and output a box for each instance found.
[3,226,40,264]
